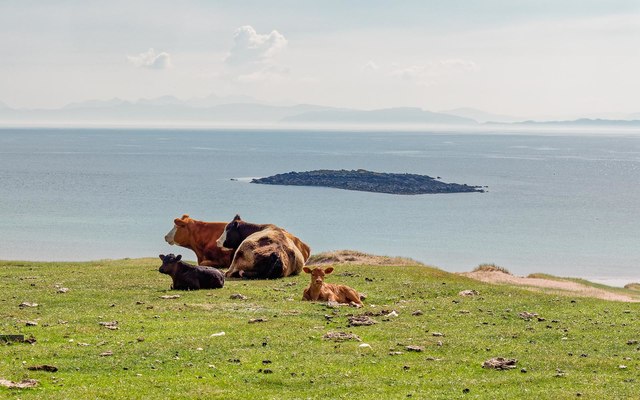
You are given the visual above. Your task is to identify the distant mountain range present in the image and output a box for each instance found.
[281,107,475,125]
[439,107,525,123]
[1,94,639,128]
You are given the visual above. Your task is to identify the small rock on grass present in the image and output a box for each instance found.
[323,332,362,342]
[482,357,518,370]
[519,312,538,320]
[99,321,119,330]
[99,351,113,357]
[0,378,39,389]
[25,321,38,327]
[406,345,424,352]
[19,302,38,308]
[459,290,479,296]
[230,294,247,300]
[248,318,267,324]
[348,315,377,327]
[27,365,57,372]
[160,295,180,299]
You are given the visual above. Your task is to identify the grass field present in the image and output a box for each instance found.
[1,258,638,399]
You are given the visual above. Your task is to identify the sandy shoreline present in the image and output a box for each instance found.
[460,270,640,303]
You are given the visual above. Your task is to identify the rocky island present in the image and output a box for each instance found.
[251,169,485,195]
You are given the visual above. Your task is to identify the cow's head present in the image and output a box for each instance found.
[216,214,243,249]
[165,214,192,245]
[303,266,334,285]
[158,253,182,274]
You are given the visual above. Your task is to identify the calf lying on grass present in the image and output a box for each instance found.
[158,254,225,290]
[302,266,363,306]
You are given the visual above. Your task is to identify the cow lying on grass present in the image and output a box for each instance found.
[302,266,363,306]
[217,214,310,279]
[158,254,225,290]
[164,214,233,268]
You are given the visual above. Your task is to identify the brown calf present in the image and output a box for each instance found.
[302,267,363,306]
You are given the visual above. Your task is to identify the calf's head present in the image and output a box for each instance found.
[165,214,191,245]
[158,253,182,274]
[303,266,334,285]
[216,214,244,249]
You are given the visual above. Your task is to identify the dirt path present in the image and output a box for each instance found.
[461,270,639,303]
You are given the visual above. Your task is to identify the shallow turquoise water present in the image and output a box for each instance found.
[1,128,638,285]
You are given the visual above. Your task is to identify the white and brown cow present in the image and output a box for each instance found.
[216,215,310,279]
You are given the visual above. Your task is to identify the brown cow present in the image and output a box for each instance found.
[216,215,310,279]
[302,266,363,306]
[158,254,225,290]
[164,214,233,268]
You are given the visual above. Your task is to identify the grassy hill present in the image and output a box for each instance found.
[1,258,638,399]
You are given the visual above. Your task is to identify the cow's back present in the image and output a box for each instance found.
[227,227,305,278]
[194,266,225,289]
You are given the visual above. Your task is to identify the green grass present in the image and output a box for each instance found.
[1,258,639,399]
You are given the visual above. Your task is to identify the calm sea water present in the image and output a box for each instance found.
[1,127,639,285]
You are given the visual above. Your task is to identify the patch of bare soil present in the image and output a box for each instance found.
[461,271,639,303]
[307,250,423,267]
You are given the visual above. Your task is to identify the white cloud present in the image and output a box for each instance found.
[224,25,287,66]
[127,48,172,69]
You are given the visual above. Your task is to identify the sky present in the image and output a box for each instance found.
[1,0,640,119]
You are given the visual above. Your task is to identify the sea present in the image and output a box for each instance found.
[1,127,639,286]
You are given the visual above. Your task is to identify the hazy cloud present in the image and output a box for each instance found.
[236,65,291,83]
[390,59,477,85]
[362,60,380,71]
[128,48,172,69]
[225,25,287,66]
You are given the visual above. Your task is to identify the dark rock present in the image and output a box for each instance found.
[251,169,484,195]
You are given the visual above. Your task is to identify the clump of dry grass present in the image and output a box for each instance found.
[307,250,423,267]
[473,263,511,275]
[624,282,640,291]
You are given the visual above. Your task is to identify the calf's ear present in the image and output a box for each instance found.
[176,254,182,261]
[159,254,165,260]
[324,267,334,274]
[233,214,241,221]
[303,267,311,274]
[175,218,187,227]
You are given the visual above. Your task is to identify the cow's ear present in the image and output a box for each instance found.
[175,218,187,227]
[181,214,189,220]
[303,267,311,274]
[324,267,334,274]
[176,254,182,261]
[159,254,165,260]
[231,220,239,229]
[233,214,241,221]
